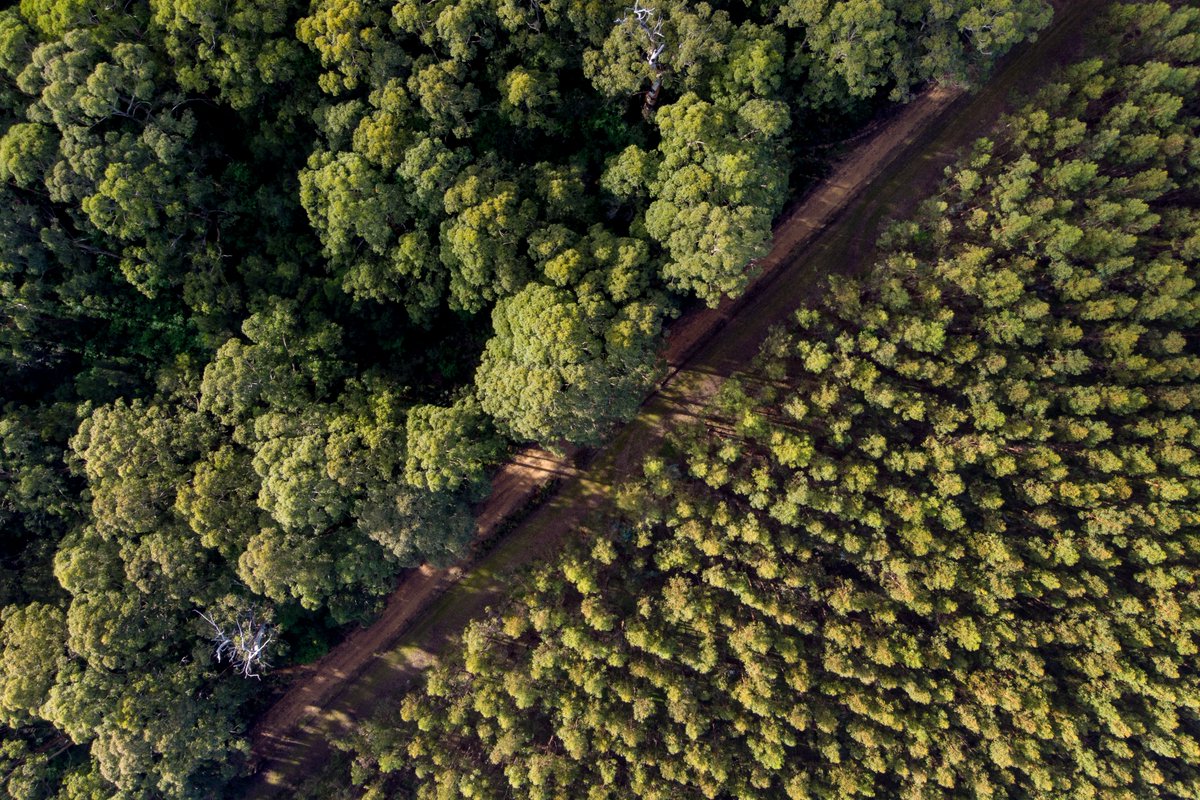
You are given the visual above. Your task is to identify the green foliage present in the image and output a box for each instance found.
[781,0,1053,105]
[476,282,661,445]
[341,7,1200,798]
[0,603,66,726]
[0,0,1052,792]
[149,0,308,109]
[405,396,503,495]
[647,92,789,304]
[440,163,538,313]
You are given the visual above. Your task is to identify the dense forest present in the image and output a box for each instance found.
[328,3,1200,798]
[0,0,1056,794]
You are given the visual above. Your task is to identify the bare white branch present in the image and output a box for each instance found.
[198,608,274,680]
[616,1,668,110]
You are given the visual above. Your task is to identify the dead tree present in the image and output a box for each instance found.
[617,1,667,112]
[197,609,274,679]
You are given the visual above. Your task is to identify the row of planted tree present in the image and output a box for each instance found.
[330,4,1200,797]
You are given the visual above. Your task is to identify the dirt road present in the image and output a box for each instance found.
[243,443,579,786]
[241,2,1099,792]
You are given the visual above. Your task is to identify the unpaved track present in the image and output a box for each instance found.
[244,444,579,784]
[242,3,1098,792]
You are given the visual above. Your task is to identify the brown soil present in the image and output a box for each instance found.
[243,443,578,784]
[240,2,1101,793]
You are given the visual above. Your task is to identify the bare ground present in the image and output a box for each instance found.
[240,3,1100,792]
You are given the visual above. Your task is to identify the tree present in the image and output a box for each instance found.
[646,92,788,305]
[405,395,503,496]
[19,29,228,304]
[251,408,348,534]
[149,0,307,110]
[779,0,1052,106]
[300,136,451,319]
[237,524,395,619]
[439,163,537,313]
[584,0,733,104]
[355,482,475,566]
[0,122,56,189]
[296,0,401,94]
[475,283,660,445]
[197,607,275,679]
[0,602,66,725]
[175,443,263,561]
[200,300,347,431]
[82,657,250,798]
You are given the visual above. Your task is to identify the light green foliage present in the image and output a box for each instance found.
[233,377,480,613]
[12,25,245,315]
[18,0,94,39]
[150,0,305,108]
[299,149,407,265]
[476,282,661,445]
[27,398,258,797]
[398,134,467,216]
[584,0,731,100]
[200,300,347,431]
[600,144,660,205]
[647,92,789,304]
[175,444,262,560]
[405,396,503,495]
[408,57,480,138]
[238,524,393,615]
[300,137,448,318]
[252,409,349,533]
[296,0,398,94]
[0,603,65,725]
[440,163,537,313]
[0,10,33,79]
[78,657,249,797]
[499,65,559,130]
[70,400,217,600]
[0,122,55,187]
[52,378,466,790]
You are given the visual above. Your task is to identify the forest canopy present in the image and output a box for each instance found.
[0,0,1053,795]
[331,3,1200,798]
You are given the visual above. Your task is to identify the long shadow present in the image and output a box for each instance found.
[506,458,579,479]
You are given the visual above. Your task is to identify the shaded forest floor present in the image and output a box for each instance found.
[240,0,1100,792]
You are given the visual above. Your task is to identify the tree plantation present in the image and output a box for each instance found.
[329,4,1200,798]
